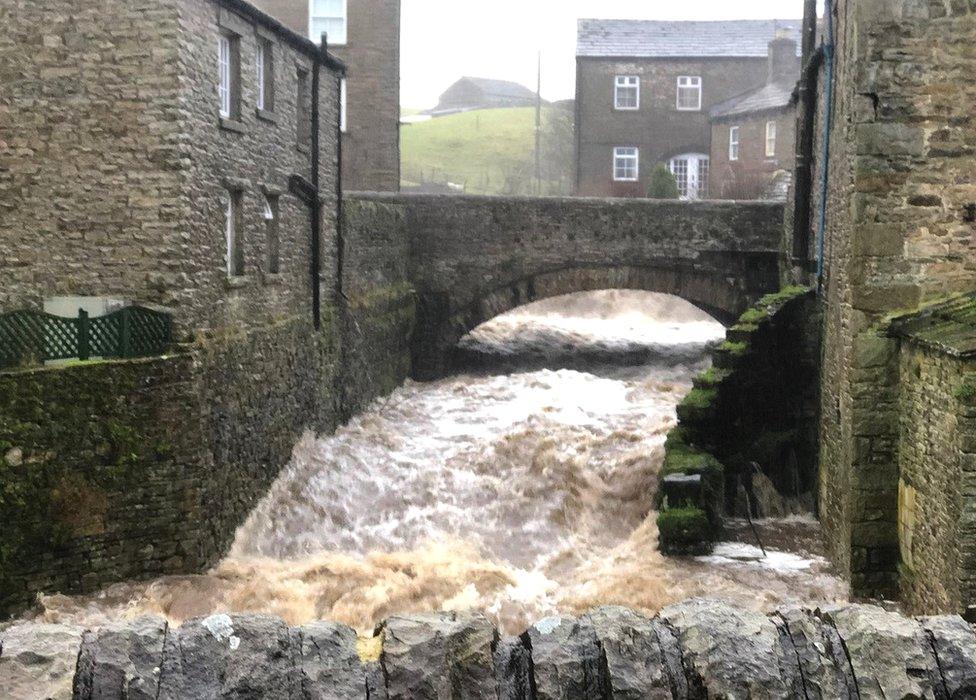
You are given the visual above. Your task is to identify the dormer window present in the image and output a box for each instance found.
[614,76,639,110]
[310,0,347,45]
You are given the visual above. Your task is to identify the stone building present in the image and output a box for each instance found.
[432,77,540,115]
[0,0,415,617]
[249,0,401,192]
[789,0,976,614]
[708,36,798,200]
[0,0,343,339]
[574,19,801,199]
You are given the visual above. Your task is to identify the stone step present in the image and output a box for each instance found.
[3,600,975,699]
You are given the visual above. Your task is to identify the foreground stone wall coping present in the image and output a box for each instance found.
[4,599,975,699]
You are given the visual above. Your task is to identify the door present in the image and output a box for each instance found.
[669,153,710,200]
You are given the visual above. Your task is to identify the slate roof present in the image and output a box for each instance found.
[710,81,795,119]
[458,77,537,101]
[577,19,802,59]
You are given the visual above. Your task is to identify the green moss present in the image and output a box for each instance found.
[955,380,976,406]
[757,286,810,308]
[679,387,717,410]
[657,506,713,553]
[693,367,731,389]
[738,307,769,325]
[718,341,749,356]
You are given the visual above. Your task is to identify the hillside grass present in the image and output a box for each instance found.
[400,107,572,195]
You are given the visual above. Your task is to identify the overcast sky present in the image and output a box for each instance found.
[401,0,824,109]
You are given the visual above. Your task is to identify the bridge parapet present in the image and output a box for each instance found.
[5,599,974,698]
[347,193,786,378]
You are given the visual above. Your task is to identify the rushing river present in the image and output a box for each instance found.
[33,291,848,635]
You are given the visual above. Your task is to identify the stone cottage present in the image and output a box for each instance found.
[789,0,976,615]
[0,0,343,339]
[574,18,801,199]
[248,0,401,192]
[708,35,798,200]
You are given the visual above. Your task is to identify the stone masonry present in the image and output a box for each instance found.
[5,599,976,699]
[0,0,342,339]
[250,0,402,192]
[349,193,785,377]
[803,0,976,603]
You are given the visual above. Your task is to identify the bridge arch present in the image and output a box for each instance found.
[412,264,749,379]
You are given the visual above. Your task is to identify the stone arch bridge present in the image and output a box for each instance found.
[346,194,785,378]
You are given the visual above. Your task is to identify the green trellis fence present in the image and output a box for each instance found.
[0,306,172,369]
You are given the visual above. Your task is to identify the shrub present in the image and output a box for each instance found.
[647,164,680,199]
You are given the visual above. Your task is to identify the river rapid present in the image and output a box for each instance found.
[33,291,848,635]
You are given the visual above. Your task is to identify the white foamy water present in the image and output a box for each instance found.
[30,291,849,635]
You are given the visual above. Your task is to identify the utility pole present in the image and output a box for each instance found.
[535,51,542,196]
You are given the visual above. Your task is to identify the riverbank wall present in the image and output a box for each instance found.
[0,198,415,618]
[5,598,975,699]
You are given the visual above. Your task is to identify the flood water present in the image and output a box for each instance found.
[31,291,848,635]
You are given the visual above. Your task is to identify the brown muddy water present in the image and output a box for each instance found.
[27,291,849,635]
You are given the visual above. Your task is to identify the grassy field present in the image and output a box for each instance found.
[400,107,573,195]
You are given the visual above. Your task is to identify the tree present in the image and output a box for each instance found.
[648,164,681,199]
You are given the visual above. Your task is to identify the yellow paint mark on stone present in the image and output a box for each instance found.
[357,633,383,663]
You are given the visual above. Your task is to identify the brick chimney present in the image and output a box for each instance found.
[767,31,799,85]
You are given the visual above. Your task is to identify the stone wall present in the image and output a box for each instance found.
[347,193,785,378]
[896,342,976,614]
[807,0,976,599]
[709,107,796,200]
[6,599,976,699]
[0,0,342,338]
[658,287,822,553]
[249,0,402,192]
[0,195,415,621]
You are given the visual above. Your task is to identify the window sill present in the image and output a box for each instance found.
[614,107,640,112]
[220,117,246,134]
[676,107,702,112]
[263,272,284,286]
[225,275,253,290]
[256,108,277,124]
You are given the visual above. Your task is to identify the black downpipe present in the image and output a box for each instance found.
[791,0,820,269]
[310,50,322,329]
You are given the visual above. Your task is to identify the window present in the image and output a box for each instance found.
[256,38,274,112]
[765,120,777,157]
[698,158,710,199]
[226,191,244,277]
[264,195,280,274]
[613,147,639,181]
[297,68,311,149]
[614,75,639,110]
[310,0,347,45]
[340,78,347,132]
[676,76,702,111]
[217,32,240,119]
[729,126,740,161]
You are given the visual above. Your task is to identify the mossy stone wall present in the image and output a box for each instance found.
[658,288,822,553]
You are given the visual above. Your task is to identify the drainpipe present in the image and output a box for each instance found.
[815,0,836,289]
[310,41,323,329]
[791,0,819,269]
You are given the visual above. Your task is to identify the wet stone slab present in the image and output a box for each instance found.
[3,600,976,699]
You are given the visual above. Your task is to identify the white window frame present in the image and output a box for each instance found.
[614,75,639,111]
[765,120,777,157]
[218,35,232,118]
[309,0,347,45]
[340,78,348,132]
[613,147,639,182]
[256,41,266,111]
[676,76,702,111]
[729,126,740,161]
